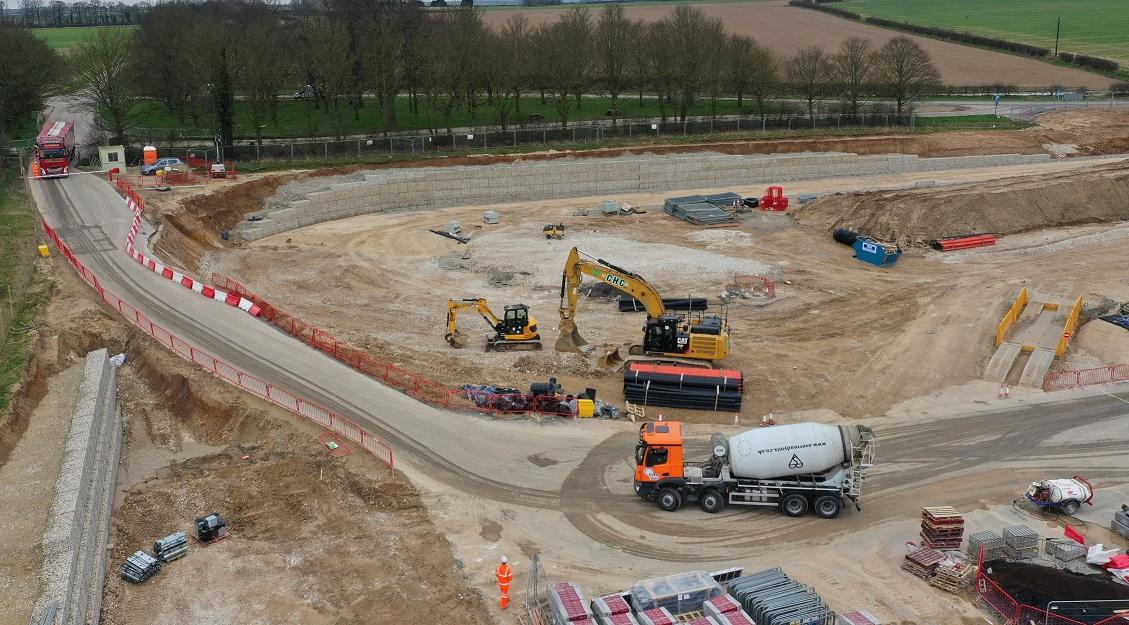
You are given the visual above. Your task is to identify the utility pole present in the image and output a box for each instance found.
[1054,17,1061,57]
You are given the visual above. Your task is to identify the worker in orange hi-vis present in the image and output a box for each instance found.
[495,556,514,609]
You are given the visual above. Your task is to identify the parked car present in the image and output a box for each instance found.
[141,157,184,175]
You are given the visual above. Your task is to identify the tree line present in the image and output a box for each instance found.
[1,1,944,150]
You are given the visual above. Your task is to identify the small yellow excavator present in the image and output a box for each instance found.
[557,247,729,367]
[445,298,542,351]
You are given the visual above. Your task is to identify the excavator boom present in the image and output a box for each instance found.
[557,247,729,363]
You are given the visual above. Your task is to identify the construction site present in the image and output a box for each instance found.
[7,107,1129,625]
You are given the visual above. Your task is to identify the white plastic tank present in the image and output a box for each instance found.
[727,423,855,479]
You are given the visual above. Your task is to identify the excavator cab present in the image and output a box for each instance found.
[500,304,535,337]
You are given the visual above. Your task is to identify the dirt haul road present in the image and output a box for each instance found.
[32,173,1129,621]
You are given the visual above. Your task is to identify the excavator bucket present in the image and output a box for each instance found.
[445,332,468,349]
[597,346,626,370]
[555,319,588,353]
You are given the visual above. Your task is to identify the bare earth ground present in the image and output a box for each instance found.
[50,111,1129,624]
[482,0,1108,89]
[0,258,491,625]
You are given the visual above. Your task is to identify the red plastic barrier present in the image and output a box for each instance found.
[42,220,394,472]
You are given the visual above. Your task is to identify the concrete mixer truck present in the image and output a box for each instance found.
[634,421,876,519]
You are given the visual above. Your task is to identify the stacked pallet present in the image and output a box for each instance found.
[663,195,738,226]
[902,546,944,580]
[593,595,640,625]
[966,531,1005,561]
[636,607,675,625]
[623,364,743,412]
[120,550,161,583]
[1002,525,1039,560]
[929,561,974,593]
[550,582,594,623]
[920,507,965,549]
[153,531,188,563]
[1045,538,1087,562]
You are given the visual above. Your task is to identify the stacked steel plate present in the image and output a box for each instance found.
[663,195,738,226]
[727,568,834,625]
[153,531,188,563]
[623,364,744,412]
[920,506,964,549]
[120,550,161,583]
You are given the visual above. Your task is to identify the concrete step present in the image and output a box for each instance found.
[984,342,1022,383]
[1019,348,1057,388]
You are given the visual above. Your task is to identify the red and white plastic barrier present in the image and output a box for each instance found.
[116,180,260,317]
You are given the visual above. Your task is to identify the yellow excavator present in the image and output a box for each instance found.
[445,298,542,351]
[557,247,729,366]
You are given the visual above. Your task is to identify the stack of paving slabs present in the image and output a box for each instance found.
[1045,538,1087,562]
[704,595,756,625]
[966,530,1006,561]
[153,531,188,563]
[592,594,640,625]
[120,550,161,583]
[1002,525,1040,560]
[920,506,965,549]
[636,607,675,625]
[550,582,594,624]
[929,557,974,593]
[902,546,944,580]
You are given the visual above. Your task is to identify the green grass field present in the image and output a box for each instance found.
[841,0,1129,66]
[0,170,45,414]
[31,26,135,51]
[130,95,783,140]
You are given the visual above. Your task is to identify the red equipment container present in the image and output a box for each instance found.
[760,185,789,211]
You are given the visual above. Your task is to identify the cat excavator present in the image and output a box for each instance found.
[445,298,542,351]
[557,247,729,367]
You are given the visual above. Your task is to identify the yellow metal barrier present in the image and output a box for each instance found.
[995,287,1029,347]
[1056,295,1084,357]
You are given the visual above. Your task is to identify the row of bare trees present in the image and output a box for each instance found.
[73,1,942,144]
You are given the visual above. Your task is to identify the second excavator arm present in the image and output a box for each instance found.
[557,247,667,352]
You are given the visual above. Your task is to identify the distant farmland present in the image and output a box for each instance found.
[31,26,135,51]
[840,0,1129,66]
[483,1,1108,88]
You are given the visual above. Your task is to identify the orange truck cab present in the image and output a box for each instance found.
[634,421,686,503]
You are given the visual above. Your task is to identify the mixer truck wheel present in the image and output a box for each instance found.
[657,487,683,512]
[1059,500,1080,516]
[699,489,725,514]
[780,493,809,517]
[813,495,842,519]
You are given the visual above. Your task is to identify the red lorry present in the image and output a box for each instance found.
[34,121,76,178]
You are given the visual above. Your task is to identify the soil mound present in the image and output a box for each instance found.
[793,161,1129,246]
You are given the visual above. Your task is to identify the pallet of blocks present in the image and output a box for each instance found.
[1002,525,1039,560]
[920,506,965,549]
[636,607,675,625]
[966,530,1005,561]
[929,560,974,593]
[550,582,594,623]
[902,546,944,580]
[1045,538,1086,562]
[592,594,640,625]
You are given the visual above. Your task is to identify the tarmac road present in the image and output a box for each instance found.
[30,167,1129,565]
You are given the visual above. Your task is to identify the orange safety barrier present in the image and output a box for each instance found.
[42,220,394,472]
[1056,295,1084,357]
[1043,363,1129,391]
[995,287,1029,347]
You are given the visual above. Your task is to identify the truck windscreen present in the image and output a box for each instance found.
[40,148,66,159]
